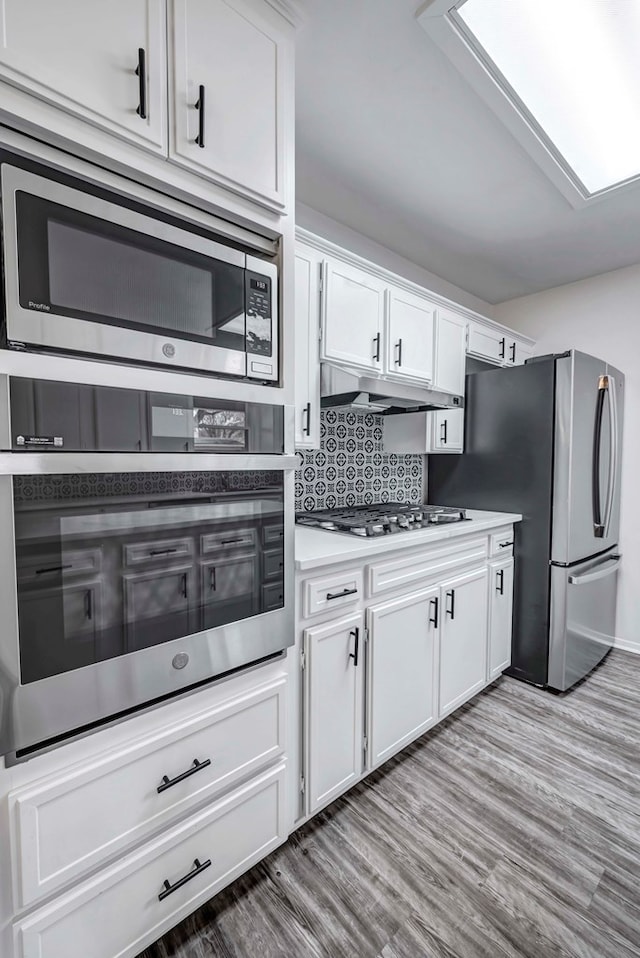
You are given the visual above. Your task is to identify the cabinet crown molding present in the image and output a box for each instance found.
[265,0,306,25]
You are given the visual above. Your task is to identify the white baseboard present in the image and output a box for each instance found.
[613,638,640,655]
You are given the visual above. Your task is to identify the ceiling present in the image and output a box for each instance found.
[294,0,640,304]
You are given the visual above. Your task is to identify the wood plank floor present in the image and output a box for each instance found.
[138,650,640,958]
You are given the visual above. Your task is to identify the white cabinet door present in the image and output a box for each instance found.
[321,259,385,373]
[467,322,508,365]
[304,612,364,814]
[367,588,439,768]
[430,409,464,453]
[0,1,167,152]
[512,341,534,366]
[488,557,514,681]
[384,288,435,384]
[439,566,488,717]
[169,0,288,207]
[433,307,466,395]
[294,246,321,449]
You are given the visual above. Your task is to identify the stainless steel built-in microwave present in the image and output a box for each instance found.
[0,155,278,381]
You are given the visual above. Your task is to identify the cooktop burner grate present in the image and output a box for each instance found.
[295,502,467,537]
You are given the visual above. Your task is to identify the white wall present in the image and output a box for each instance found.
[494,262,640,653]
[296,202,493,315]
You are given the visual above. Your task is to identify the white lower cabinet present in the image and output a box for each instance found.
[488,557,514,680]
[430,409,465,453]
[438,566,489,718]
[13,764,286,958]
[304,612,365,814]
[367,588,439,768]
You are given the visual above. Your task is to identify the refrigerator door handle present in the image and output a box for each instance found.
[603,375,618,538]
[568,554,621,585]
[592,375,609,538]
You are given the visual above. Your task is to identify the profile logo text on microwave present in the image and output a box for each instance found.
[28,301,51,311]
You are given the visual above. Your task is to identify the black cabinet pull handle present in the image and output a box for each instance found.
[498,541,513,549]
[210,567,217,591]
[220,538,245,545]
[159,857,212,901]
[349,627,360,667]
[496,570,504,595]
[395,339,403,367]
[181,573,188,598]
[195,84,205,147]
[35,564,72,576]
[429,596,439,629]
[446,589,455,620]
[150,548,178,557]
[373,332,381,362]
[441,419,448,444]
[303,401,312,437]
[85,589,93,621]
[135,47,147,120]
[157,758,212,794]
[510,342,516,363]
[499,337,505,359]
[326,587,357,601]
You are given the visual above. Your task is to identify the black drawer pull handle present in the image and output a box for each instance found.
[498,541,513,549]
[220,538,246,545]
[349,627,360,667]
[429,596,439,629]
[36,564,72,575]
[446,589,455,620]
[195,84,205,147]
[149,548,178,556]
[326,587,358,601]
[135,47,147,119]
[157,758,212,794]
[158,857,212,901]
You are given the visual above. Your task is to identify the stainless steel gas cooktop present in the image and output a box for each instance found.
[295,503,467,537]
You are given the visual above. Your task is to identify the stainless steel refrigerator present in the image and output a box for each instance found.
[429,350,624,691]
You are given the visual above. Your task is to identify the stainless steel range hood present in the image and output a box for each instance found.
[320,363,464,413]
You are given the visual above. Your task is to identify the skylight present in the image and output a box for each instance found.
[448,0,640,197]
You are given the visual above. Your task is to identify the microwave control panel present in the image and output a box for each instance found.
[246,272,272,358]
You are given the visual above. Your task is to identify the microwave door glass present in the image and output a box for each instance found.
[16,191,247,353]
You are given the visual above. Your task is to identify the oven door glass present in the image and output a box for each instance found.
[15,190,247,353]
[13,472,285,684]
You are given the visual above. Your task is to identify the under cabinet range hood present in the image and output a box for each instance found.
[320,363,464,413]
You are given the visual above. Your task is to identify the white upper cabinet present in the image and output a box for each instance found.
[384,288,435,384]
[433,307,466,395]
[321,259,385,373]
[0,0,167,152]
[430,409,464,454]
[294,245,321,449]
[467,320,533,367]
[169,0,288,207]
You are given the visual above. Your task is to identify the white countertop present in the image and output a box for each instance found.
[295,509,522,571]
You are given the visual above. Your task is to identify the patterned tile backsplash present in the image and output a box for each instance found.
[295,410,423,512]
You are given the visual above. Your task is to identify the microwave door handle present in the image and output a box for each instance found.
[592,381,606,536]
[603,375,618,538]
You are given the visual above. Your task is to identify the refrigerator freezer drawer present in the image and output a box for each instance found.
[548,553,620,691]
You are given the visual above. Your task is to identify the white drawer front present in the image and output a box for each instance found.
[11,679,286,908]
[368,537,488,597]
[489,527,514,557]
[302,569,363,618]
[14,764,287,958]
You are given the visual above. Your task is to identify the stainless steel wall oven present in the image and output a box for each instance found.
[0,375,295,761]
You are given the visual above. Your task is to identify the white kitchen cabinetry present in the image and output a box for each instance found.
[430,409,465,453]
[367,588,439,768]
[467,322,509,366]
[488,557,514,680]
[304,612,365,814]
[0,1,167,153]
[384,288,435,384]
[321,259,385,373]
[439,567,488,718]
[514,342,534,365]
[168,0,288,207]
[294,245,321,449]
[383,409,464,454]
[433,307,466,395]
